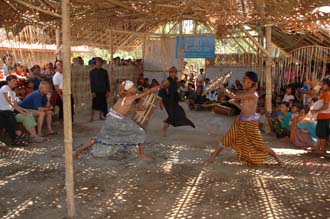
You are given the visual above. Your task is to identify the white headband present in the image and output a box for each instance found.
[124,80,134,90]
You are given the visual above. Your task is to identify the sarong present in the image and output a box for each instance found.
[271,119,289,138]
[220,114,269,166]
[92,92,108,116]
[91,109,146,157]
[294,128,314,148]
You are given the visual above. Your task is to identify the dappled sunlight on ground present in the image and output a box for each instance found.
[1,108,330,218]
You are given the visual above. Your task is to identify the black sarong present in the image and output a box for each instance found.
[92,92,108,116]
[159,77,195,128]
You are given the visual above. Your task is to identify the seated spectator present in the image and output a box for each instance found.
[24,80,34,97]
[231,80,243,91]
[137,78,146,92]
[177,80,187,99]
[270,104,281,118]
[150,79,159,88]
[194,86,208,104]
[42,62,55,83]
[206,90,219,102]
[295,88,303,104]
[144,78,150,89]
[294,106,317,148]
[283,86,295,102]
[0,76,42,145]
[12,62,27,87]
[272,102,292,138]
[289,103,303,143]
[185,83,196,99]
[259,107,271,134]
[20,81,55,137]
[29,65,42,90]
[2,54,14,77]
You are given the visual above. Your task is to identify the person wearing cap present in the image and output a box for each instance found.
[89,57,110,121]
[310,77,330,155]
[205,71,282,166]
[73,80,164,160]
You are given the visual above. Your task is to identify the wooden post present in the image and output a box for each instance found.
[109,30,115,105]
[61,0,75,218]
[265,26,272,113]
[56,29,61,60]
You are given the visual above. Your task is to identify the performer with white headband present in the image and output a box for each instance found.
[74,80,165,160]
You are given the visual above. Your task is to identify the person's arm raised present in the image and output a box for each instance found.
[132,85,161,101]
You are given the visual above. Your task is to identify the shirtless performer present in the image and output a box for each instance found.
[74,80,164,160]
[205,71,282,166]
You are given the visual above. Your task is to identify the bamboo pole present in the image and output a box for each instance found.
[265,26,272,113]
[109,30,115,105]
[56,29,61,60]
[61,0,75,218]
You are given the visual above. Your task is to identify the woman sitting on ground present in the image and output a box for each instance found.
[294,106,317,148]
[272,102,292,139]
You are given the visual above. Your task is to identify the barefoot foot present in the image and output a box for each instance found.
[139,155,153,161]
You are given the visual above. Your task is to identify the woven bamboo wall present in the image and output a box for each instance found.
[71,64,141,112]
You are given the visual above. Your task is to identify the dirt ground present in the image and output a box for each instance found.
[1,105,330,219]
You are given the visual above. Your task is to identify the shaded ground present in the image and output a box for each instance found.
[1,105,330,219]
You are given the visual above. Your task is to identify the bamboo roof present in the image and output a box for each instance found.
[0,0,330,52]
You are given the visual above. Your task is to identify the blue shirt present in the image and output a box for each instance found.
[20,90,48,110]
[279,112,292,131]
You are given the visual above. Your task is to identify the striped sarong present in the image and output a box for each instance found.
[220,116,269,166]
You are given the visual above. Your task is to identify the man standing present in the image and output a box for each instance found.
[159,66,195,137]
[53,61,74,122]
[20,81,55,137]
[89,57,110,121]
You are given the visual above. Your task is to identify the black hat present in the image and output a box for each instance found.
[245,71,258,83]
[322,76,330,87]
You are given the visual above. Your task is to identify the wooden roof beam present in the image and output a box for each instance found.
[117,23,145,49]
[105,0,150,16]
[239,26,271,57]
[12,0,61,18]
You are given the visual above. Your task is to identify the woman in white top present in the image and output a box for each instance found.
[0,75,44,144]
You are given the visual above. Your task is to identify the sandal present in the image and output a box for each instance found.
[12,138,29,147]
[31,136,46,143]
[46,132,58,136]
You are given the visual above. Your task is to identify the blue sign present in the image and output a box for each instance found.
[176,35,215,58]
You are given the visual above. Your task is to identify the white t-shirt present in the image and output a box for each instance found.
[0,85,17,111]
[282,94,295,102]
[53,72,64,89]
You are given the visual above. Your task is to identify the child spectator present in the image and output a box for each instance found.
[283,86,295,102]
[290,103,303,144]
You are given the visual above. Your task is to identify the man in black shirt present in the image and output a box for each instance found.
[89,57,110,121]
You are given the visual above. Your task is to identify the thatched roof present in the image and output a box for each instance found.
[0,0,330,52]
